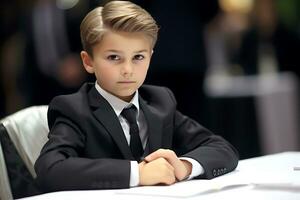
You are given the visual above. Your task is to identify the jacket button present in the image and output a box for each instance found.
[213,169,217,176]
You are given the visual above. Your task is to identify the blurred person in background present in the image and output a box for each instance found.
[203,0,258,158]
[203,0,300,158]
[20,0,103,106]
[238,0,300,76]
[1,0,95,116]
[0,0,34,117]
[204,0,300,77]
[204,0,251,77]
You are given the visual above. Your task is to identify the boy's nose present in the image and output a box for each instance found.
[121,62,134,75]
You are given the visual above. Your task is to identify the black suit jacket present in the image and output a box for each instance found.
[34,83,238,192]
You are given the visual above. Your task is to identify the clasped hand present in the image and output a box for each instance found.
[138,149,192,186]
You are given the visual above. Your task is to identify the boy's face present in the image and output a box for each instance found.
[81,31,153,102]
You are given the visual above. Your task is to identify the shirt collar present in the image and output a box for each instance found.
[95,82,140,117]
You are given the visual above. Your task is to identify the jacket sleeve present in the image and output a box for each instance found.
[165,87,239,179]
[34,115,131,192]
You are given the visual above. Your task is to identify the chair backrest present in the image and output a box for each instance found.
[0,105,49,177]
[0,130,13,200]
[0,106,49,199]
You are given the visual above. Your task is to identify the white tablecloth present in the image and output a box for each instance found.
[20,152,300,200]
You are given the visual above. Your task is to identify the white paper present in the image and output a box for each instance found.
[116,177,250,198]
[116,167,300,198]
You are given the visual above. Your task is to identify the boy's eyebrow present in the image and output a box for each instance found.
[105,50,122,53]
[134,49,149,53]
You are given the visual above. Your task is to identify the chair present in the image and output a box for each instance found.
[0,106,49,199]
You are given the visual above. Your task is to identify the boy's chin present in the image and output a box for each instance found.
[114,90,136,101]
[118,94,135,102]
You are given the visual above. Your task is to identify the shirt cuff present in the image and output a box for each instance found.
[179,157,204,180]
[129,161,139,187]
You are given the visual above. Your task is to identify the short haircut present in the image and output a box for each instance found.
[80,1,159,56]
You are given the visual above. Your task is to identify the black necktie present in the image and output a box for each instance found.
[121,106,143,161]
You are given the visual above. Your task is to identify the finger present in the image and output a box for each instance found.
[162,174,176,185]
[150,152,188,181]
[157,158,176,185]
[144,149,163,161]
[159,157,175,172]
[145,149,177,162]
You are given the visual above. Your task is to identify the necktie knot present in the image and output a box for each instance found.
[121,106,137,125]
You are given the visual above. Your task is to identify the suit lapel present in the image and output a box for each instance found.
[88,87,134,160]
[139,97,163,154]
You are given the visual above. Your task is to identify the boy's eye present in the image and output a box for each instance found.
[133,54,145,60]
[107,55,120,61]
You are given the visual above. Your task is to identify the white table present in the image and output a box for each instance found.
[20,152,300,200]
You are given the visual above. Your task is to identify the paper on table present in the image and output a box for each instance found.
[116,178,250,198]
[116,170,300,198]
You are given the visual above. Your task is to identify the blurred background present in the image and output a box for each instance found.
[1,0,300,159]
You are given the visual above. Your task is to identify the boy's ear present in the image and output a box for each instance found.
[80,51,94,74]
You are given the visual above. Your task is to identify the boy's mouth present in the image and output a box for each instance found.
[117,81,136,84]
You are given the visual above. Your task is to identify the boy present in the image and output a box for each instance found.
[35,1,238,192]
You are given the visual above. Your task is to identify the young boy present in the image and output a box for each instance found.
[35,1,238,192]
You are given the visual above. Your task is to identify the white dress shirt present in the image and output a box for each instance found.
[95,83,204,186]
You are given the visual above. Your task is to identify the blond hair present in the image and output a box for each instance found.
[80,1,159,56]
